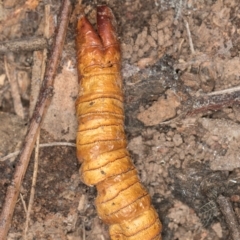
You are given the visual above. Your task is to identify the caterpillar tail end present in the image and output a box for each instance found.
[97,6,118,47]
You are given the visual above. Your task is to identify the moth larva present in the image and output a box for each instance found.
[76,6,162,240]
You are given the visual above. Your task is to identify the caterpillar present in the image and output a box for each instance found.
[75,6,162,240]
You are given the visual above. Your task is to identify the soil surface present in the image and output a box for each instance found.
[1,0,240,239]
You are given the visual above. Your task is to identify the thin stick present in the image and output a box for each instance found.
[184,19,195,55]
[217,195,240,240]
[4,55,24,118]
[207,85,240,96]
[185,86,240,115]
[82,219,86,240]
[0,142,76,162]
[24,133,40,239]
[0,37,47,53]
[0,1,72,239]
[19,194,27,214]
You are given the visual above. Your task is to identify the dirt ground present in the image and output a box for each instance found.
[1,0,240,239]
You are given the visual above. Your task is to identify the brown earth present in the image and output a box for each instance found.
[1,0,240,239]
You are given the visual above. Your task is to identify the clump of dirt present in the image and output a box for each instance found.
[1,0,240,239]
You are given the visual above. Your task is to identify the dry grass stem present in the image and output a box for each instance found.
[24,133,40,239]
[4,55,24,118]
[0,37,47,54]
[19,194,27,214]
[0,142,76,162]
[184,19,195,55]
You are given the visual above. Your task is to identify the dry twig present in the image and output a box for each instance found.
[0,1,72,238]
[4,54,25,118]
[184,19,195,55]
[0,142,76,162]
[19,194,27,214]
[0,37,48,54]
[185,86,240,116]
[217,195,240,240]
[24,133,40,239]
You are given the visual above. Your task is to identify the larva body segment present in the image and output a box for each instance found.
[76,6,162,240]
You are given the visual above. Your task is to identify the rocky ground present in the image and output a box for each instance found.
[0,0,240,239]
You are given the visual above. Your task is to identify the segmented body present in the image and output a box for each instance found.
[76,6,162,240]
